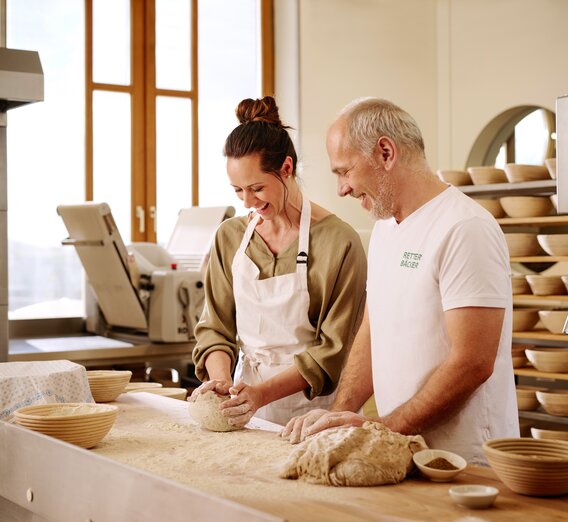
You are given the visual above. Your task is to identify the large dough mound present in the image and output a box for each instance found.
[280,421,427,486]
[188,391,242,432]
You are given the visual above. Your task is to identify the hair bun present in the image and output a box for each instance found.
[236,96,283,127]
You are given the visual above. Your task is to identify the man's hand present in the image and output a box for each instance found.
[281,409,366,444]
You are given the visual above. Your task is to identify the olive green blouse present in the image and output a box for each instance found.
[192,213,367,400]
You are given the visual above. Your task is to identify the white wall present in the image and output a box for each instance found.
[275,0,568,230]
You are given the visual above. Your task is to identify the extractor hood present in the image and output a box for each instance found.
[0,47,43,110]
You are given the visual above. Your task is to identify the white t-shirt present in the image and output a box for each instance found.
[367,185,519,464]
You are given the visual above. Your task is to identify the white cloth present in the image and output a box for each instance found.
[367,186,518,464]
[0,360,94,420]
[232,194,334,426]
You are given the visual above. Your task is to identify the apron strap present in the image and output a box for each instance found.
[295,194,310,289]
[237,213,262,257]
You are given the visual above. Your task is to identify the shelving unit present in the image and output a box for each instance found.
[461,179,568,429]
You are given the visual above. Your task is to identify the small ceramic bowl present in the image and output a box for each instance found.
[449,484,499,509]
[413,449,467,482]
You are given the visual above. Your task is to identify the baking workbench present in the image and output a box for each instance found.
[1,393,567,522]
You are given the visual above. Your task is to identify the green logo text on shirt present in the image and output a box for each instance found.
[400,251,422,269]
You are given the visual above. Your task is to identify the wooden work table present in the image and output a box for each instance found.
[2,393,566,522]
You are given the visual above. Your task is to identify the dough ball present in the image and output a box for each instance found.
[188,390,242,432]
[280,421,427,486]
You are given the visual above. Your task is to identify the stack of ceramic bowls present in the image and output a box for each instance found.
[483,438,568,496]
[14,403,118,449]
[128,387,187,400]
[124,382,163,392]
[87,370,132,402]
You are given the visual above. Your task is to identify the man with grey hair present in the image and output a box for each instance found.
[282,98,519,464]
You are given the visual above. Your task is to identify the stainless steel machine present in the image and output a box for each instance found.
[57,202,232,343]
[0,47,44,362]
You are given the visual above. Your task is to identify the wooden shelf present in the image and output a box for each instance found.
[510,256,568,262]
[513,330,568,342]
[518,409,568,425]
[498,215,568,226]
[514,367,568,381]
[513,295,568,308]
[460,179,556,197]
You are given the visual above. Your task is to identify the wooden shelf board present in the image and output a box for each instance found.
[498,215,568,226]
[518,408,568,425]
[513,330,568,341]
[460,179,556,197]
[514,367,568,381]
[510,256,568,262]
[513,295,568,309]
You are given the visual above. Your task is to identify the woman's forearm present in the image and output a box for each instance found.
[204,351,233,382]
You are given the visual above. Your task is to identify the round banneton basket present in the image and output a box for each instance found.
[14,403,118,449]
[483,438,568,496]
[87,370,132,402]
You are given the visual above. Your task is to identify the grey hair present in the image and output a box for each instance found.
[339,97,425,161]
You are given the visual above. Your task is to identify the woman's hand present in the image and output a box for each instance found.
[218,382,265,428]
[188,379,232,402]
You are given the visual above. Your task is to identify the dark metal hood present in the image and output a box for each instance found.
[0,47,43,111]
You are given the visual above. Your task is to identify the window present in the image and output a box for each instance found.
[7,0,273,323]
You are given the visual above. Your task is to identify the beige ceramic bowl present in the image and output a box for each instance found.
[525,347,568,372]
[412,449,466,482]
[531,427,568,441]
[525,275,566,296]
[537,234,568,256]
[473,198,506,218]
[483,438,568,496]
[129,387,187,400]
[545,158,557,180]
[504,163,550,183]
[538,310,568,334]
[437,170,472,186]
[512,309,539,332]
[516,386,541,411]
[499,196,553,218]
[467,167,508,185]
[511,275,531,295]
[505,233,541,257]
[536,390,568,416]
[560,276,568,294]
[448,485,499,509]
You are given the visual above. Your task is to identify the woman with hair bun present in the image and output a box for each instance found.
[191,96,367,427]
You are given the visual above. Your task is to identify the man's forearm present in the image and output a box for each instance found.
[332,306,374,412]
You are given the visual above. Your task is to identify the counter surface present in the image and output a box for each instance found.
[93,395,568,521]
[2,393,567,522]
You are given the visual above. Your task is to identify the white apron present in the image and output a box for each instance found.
[232,194,334,426]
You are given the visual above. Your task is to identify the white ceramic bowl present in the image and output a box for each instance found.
[474,198,506,218]
[412,449,466,482]
[525,347,568,372]
[531,427,568,441]
[538,310,568,334]
[448,484,499,509]
[437,170,472,186]
[537,234,568,256]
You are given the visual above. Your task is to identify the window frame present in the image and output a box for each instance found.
[8,0,274,338]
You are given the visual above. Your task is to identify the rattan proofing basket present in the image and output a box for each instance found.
[483,438,568,496]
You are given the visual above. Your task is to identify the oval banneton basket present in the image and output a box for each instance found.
[87,370,132,402]
[14,403,118,449]
[483,438,568,496]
